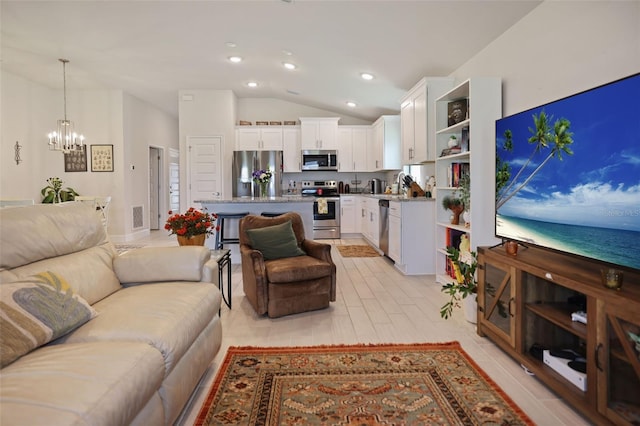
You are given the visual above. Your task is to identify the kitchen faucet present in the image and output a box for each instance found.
[397,172,406,194]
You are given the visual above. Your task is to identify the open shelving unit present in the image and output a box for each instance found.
[433,77,502,284]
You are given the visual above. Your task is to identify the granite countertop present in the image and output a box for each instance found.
[350,194,435,202]
[196,196,314,204]
[197,195,434,203]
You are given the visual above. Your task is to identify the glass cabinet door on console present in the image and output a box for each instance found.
[478,256,517,348]
[597,300,640,424]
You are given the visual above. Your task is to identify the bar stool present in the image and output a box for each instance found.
[215,212,250,249]
[261,212,286,217]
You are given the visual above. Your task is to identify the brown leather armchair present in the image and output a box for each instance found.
[239,212,336,318]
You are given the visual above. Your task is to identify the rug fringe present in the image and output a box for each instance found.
[226,341,461,351]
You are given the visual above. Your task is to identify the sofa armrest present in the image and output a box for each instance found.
[114,246,211,284]
[301,239,332,263]
[240,244,269,315]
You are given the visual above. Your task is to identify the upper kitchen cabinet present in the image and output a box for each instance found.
[283,126,301,172]
[338,125,370,172]
[300,117,340,150]
[236,126,283,151]
[400,78,454,164]
[370,115,401,171]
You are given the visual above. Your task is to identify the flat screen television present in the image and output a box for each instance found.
[495,73,640,272]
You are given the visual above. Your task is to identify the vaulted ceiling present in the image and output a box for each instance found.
[1,0,541,121]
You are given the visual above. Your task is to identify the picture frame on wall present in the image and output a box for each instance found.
[91,144,114,172]
[64,146,88,172]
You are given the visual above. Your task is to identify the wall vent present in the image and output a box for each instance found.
[132,206,144,229]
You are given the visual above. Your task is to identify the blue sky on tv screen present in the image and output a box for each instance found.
[496,74,640,233]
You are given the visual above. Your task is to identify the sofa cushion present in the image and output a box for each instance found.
[265,255,333,283]
[57,282,221,377]
[0,271,98,368]
[0,341,164,426]
[0,203,108,269]
[245,220,306,260]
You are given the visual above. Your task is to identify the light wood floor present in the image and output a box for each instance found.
[137,231,592,426]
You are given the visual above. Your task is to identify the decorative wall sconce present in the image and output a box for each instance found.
[14,141,22,165]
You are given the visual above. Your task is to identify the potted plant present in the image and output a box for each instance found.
[440,245,478,321]
[165,207,219,246]
[441,194,464,225]
[41,177,79,203]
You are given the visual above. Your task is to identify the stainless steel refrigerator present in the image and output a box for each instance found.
[232,151,283,197]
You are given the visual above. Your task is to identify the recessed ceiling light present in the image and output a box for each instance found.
[225,42,237,48]
[247,81,258,88]
[346,101,357,108]
[282,49,294,56]
[283,62,296,70]
[360,73,374,81]
[228,56,243,63]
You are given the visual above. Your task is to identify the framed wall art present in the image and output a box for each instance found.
[64,145,88,172]
[91,144,114,172]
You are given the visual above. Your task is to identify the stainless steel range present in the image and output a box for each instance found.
[301,180,340,239]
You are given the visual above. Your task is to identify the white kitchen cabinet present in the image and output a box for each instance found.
[370,115,401,171]
[340,195,357,234]
[400,78,453,164]
[338,126,369,172]
[362,197,379,248]
[236,126,283,151]
[283,127,301,172]
[393,200,436,275]
[388,201,402,263]
[300,117,340,150]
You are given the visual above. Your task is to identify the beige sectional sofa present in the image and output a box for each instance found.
[0,203,222,425]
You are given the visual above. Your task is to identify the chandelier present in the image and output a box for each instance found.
[47,59,85,152]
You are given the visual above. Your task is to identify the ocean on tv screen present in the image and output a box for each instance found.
[495,74,640,271]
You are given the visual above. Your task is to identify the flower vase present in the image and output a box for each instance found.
[177,234,206,246]
[463,294,478,324]
[449,205,465,225]
[259,182,269,198]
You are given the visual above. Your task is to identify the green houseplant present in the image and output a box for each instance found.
[41,177,79,203]
[440,246,478,319]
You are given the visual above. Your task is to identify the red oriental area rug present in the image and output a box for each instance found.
[194,342,533,425]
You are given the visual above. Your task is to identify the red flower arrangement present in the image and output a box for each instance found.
[164,207,219,238]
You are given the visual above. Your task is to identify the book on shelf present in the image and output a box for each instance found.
[447,162,470,187]
[461,127,469,152]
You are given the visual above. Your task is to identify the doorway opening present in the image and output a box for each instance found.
[149,146,164,230]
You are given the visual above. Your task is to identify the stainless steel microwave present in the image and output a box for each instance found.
[301,150,338,171]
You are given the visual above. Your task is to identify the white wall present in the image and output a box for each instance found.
[452,1,640,117]
[237,98,372,125]
[178,90,237,204]
[1,70,178,242]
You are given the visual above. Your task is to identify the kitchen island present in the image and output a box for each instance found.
[196,197,316,262]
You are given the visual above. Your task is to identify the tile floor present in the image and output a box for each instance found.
[137,231,592,425]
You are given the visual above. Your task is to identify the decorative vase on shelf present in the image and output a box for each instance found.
[463,294,478,324]
[259,182,269,198]
[449,204,465,225]
[463,210,470,228]
[177,234,206,246]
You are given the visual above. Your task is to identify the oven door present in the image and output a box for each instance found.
[312,197,340,239]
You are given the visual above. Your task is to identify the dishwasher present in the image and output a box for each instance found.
[378,199,389,256]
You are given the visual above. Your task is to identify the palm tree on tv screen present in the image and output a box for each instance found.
[496,110,574,210]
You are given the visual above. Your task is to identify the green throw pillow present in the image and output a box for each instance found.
[0,271,98,368]
[245,220,306,260]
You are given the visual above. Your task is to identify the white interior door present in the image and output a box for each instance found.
[187,136,223,207]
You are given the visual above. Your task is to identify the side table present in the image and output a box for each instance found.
[210,249,231,309]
